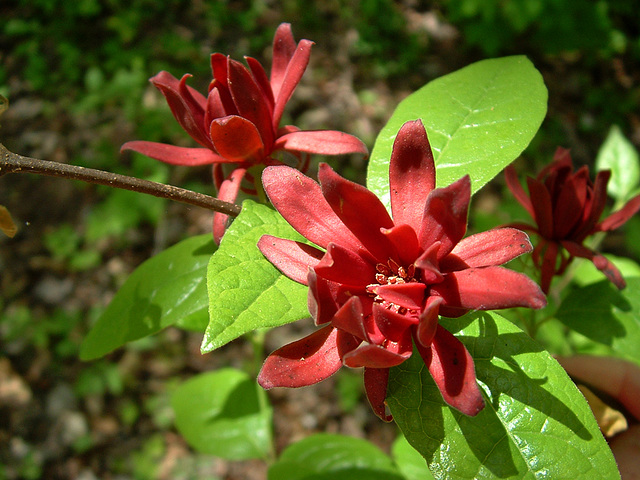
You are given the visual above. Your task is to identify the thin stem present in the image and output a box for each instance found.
[0,143,242,217]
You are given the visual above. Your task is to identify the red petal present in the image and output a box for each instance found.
[389,120,436,229]
[553,170,588,239]
[561,240,626,289]
[576,170,611,239]
[227,58,274,149]
[441,228,533,271]
[245,56,274,109]
[314,243,375,288]
[308,269,342,326]
[273,130,368,156]
[262,165,365,252]
[505,165,534,218]
[270,23,298,102]
[121,141,225,165]
[418,176,470,261]
[364,368,392,421]
[272,38,313,128]
[151,71,212,148]
[373,302,418,343]
[213,167,246,244]
[258,325,343,388]
[204,88,227,132]
[381,224,421,268]
[431,266,546,310]
[342,329,413,368]
[371,283,426,312]
[319,163,396,261]
[527,177,554,239]
[258,235,323,285]
[209,53,236,114]
[415,296,443,348]
[416,325,485,416]
[210,115,265,162]
[415,241,444,284]
[597,193,640,232]
[330,296,368,341]
[539,240,559,294]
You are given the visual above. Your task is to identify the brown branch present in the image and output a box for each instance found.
[0,143,242,217]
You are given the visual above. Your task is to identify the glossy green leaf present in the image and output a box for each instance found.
[171,368,273,460]
[367,56,547,209]
[556,277,640,366]
[387,311,620,480]
[202,200,309,353]
[392,434,435,480]
[268,434,404,480]
[80,234,215,360]
[596,125,640,202]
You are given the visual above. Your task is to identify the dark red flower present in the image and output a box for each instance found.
[121,23,368,242]
[505,147,640,293]
[257,120,546,421]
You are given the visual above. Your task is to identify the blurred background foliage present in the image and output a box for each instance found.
[1,1,639,479]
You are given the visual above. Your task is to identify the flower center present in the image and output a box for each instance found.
[366,259,418,315]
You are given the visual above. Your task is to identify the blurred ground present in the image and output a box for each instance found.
[1,1,639,479]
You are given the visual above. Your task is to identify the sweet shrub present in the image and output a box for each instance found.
[3,21,640,480]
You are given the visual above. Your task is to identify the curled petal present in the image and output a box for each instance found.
[343,329,413,369]
[597,193,640,232]
[418,176,470,261]
[273,130,368,156]
[270,23,298,101]
[364,368,392,421]
[389,120,436,228]
[272,38,313,128]
[553,171,587,239]
[505,165,534,218]
[319,163,396,260]
[415,296,443,348]
[577,170,611,239]
[213,167,247,244]
[539,240,559,294]
[527,177,554,239]
[245,56,274,109]
[262,165,364,252]
[382,224,421,268]
[204,88,228,132]
[431,266,546,310]
[415,241,444,284]
[258,235,324,285]
[441,228,533,271]
[151,71,212,148]
[227,58,274,149]
[210,115,265,162]
[416,325,485,416]
[562,240,626,290]
[373,302,418,343]
[330,296,369,341]
[258,325,343,388]
[121,141,226,166]
[314,243,376,288]
[370,283,426,312]
[308,269,342,326]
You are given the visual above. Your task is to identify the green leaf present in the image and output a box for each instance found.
[392,435,435,480]
[171,368,273,460]
[80,234,215,360]
[596,125,640,202]
[268,434,404,480]
[202,200,309,353]
[367,56,547,209]
[387,311,619,480]
[556,277,640,366]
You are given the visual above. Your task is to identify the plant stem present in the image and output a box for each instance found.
[0,143,242,217]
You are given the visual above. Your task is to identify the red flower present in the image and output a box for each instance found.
[121,23,368,242]
[505,147,640,293]
[257,120,546,421]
